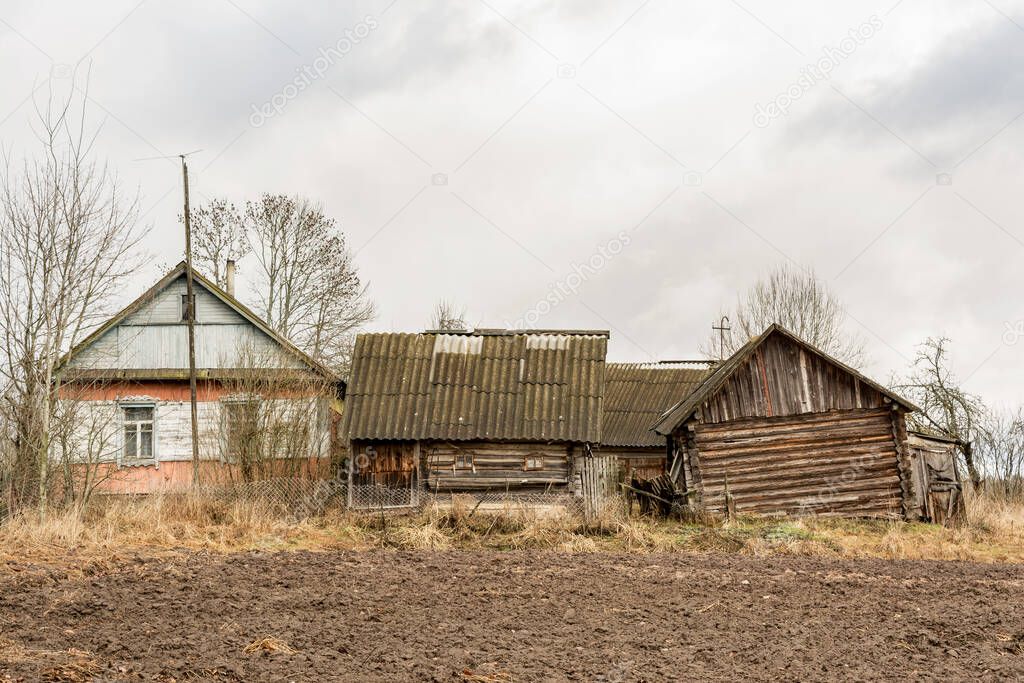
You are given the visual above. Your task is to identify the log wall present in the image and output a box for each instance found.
[689,408,904,518]
[423,441,572,491]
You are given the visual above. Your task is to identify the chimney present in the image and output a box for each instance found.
[225,260,236,297]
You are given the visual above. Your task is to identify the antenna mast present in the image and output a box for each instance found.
[181,155,201,485]
[713,316,732,361]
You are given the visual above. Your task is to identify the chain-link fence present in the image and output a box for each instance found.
[185,479,592,519]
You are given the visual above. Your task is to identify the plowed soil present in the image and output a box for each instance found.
[1,550,1022,681]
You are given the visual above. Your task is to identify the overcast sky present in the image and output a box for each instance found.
[1,0,1022,407]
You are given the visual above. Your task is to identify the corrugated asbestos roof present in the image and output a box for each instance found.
[602,363,710,447]
[342,331,608,442]
[652,324,919,435]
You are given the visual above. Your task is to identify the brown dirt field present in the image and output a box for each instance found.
[0,550,1021,682]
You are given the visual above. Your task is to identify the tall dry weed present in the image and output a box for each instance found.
[2,489,1023,563]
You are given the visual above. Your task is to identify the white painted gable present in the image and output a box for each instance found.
[68,273,306,372]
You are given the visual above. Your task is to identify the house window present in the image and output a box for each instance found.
[223,400,261,463]
[454,452,474,471]
[123,406,155,460]
[180,293,195,322]
[524,454,544,471]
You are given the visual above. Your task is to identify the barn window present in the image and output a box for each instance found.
[223,400,261,463]
[524,454,544,471]
[454,452,474,471]
[122,406,155,461]
[180,293,196,322]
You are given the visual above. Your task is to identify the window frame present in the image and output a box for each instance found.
[453,452,474,472]
[121,403,157,464]
[180,293,196,322]
[221,397,262,464]
[523,453,545,471]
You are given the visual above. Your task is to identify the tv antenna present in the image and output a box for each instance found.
[713,316,732,361]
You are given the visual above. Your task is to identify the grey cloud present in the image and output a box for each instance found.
[792,17,1024,167]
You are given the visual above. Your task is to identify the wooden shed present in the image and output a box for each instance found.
[600,362,710,482]
[907,430,965,525]
[652,325,922,520]
[341,329,608,495]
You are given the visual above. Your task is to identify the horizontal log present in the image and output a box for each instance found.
[700,430,892,456]
[695,407,892,433]
[696,440,897,466]
[700,459,899,489]
[702,474,901,504]
[695,415,892,443]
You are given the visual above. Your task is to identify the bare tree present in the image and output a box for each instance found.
[188,194,374,373]
[185,199,246,289]
[706,264,866,366]
[892,337,985,488]
[430,299,467,331]
[214,342,336,483]
[0,79,144,515]
[976,408,1024,500]
[51,379,124,511]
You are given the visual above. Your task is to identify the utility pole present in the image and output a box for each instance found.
[181,155,201,485]
[713,316,732,361]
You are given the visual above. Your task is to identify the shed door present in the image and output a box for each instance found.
[693,408,903,518]
[351,441,417,489]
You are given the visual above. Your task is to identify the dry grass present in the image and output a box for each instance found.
[0,639,103,682]
[243,637,296,655]
[1,489,1022,567]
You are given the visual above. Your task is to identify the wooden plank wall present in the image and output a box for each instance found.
[599,447,665,482]
[580,455,618,519]
[424,441,571,491]
[698,334,889,424]
[350,440,417,488]
[691,408,904,518]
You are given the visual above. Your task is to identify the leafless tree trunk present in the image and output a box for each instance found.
[429,299,467,331]
[0,78,144,517]
[892,337,985,488]
[705,264,866,366]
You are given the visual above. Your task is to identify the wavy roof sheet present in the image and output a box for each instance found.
[602,363,710,447]
[343,331,608,442]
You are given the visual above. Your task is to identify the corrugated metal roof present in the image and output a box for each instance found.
[602,363,710,447]
[343,331,608,442]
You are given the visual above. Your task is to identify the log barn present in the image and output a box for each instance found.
[652,325,927,520]
[341,329,608,494]
[600,362,710,482]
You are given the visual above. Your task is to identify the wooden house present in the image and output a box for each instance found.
[600,362,710,482]
[652,325,928,520]
[56,262,342,493]
[341,329,608,494]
